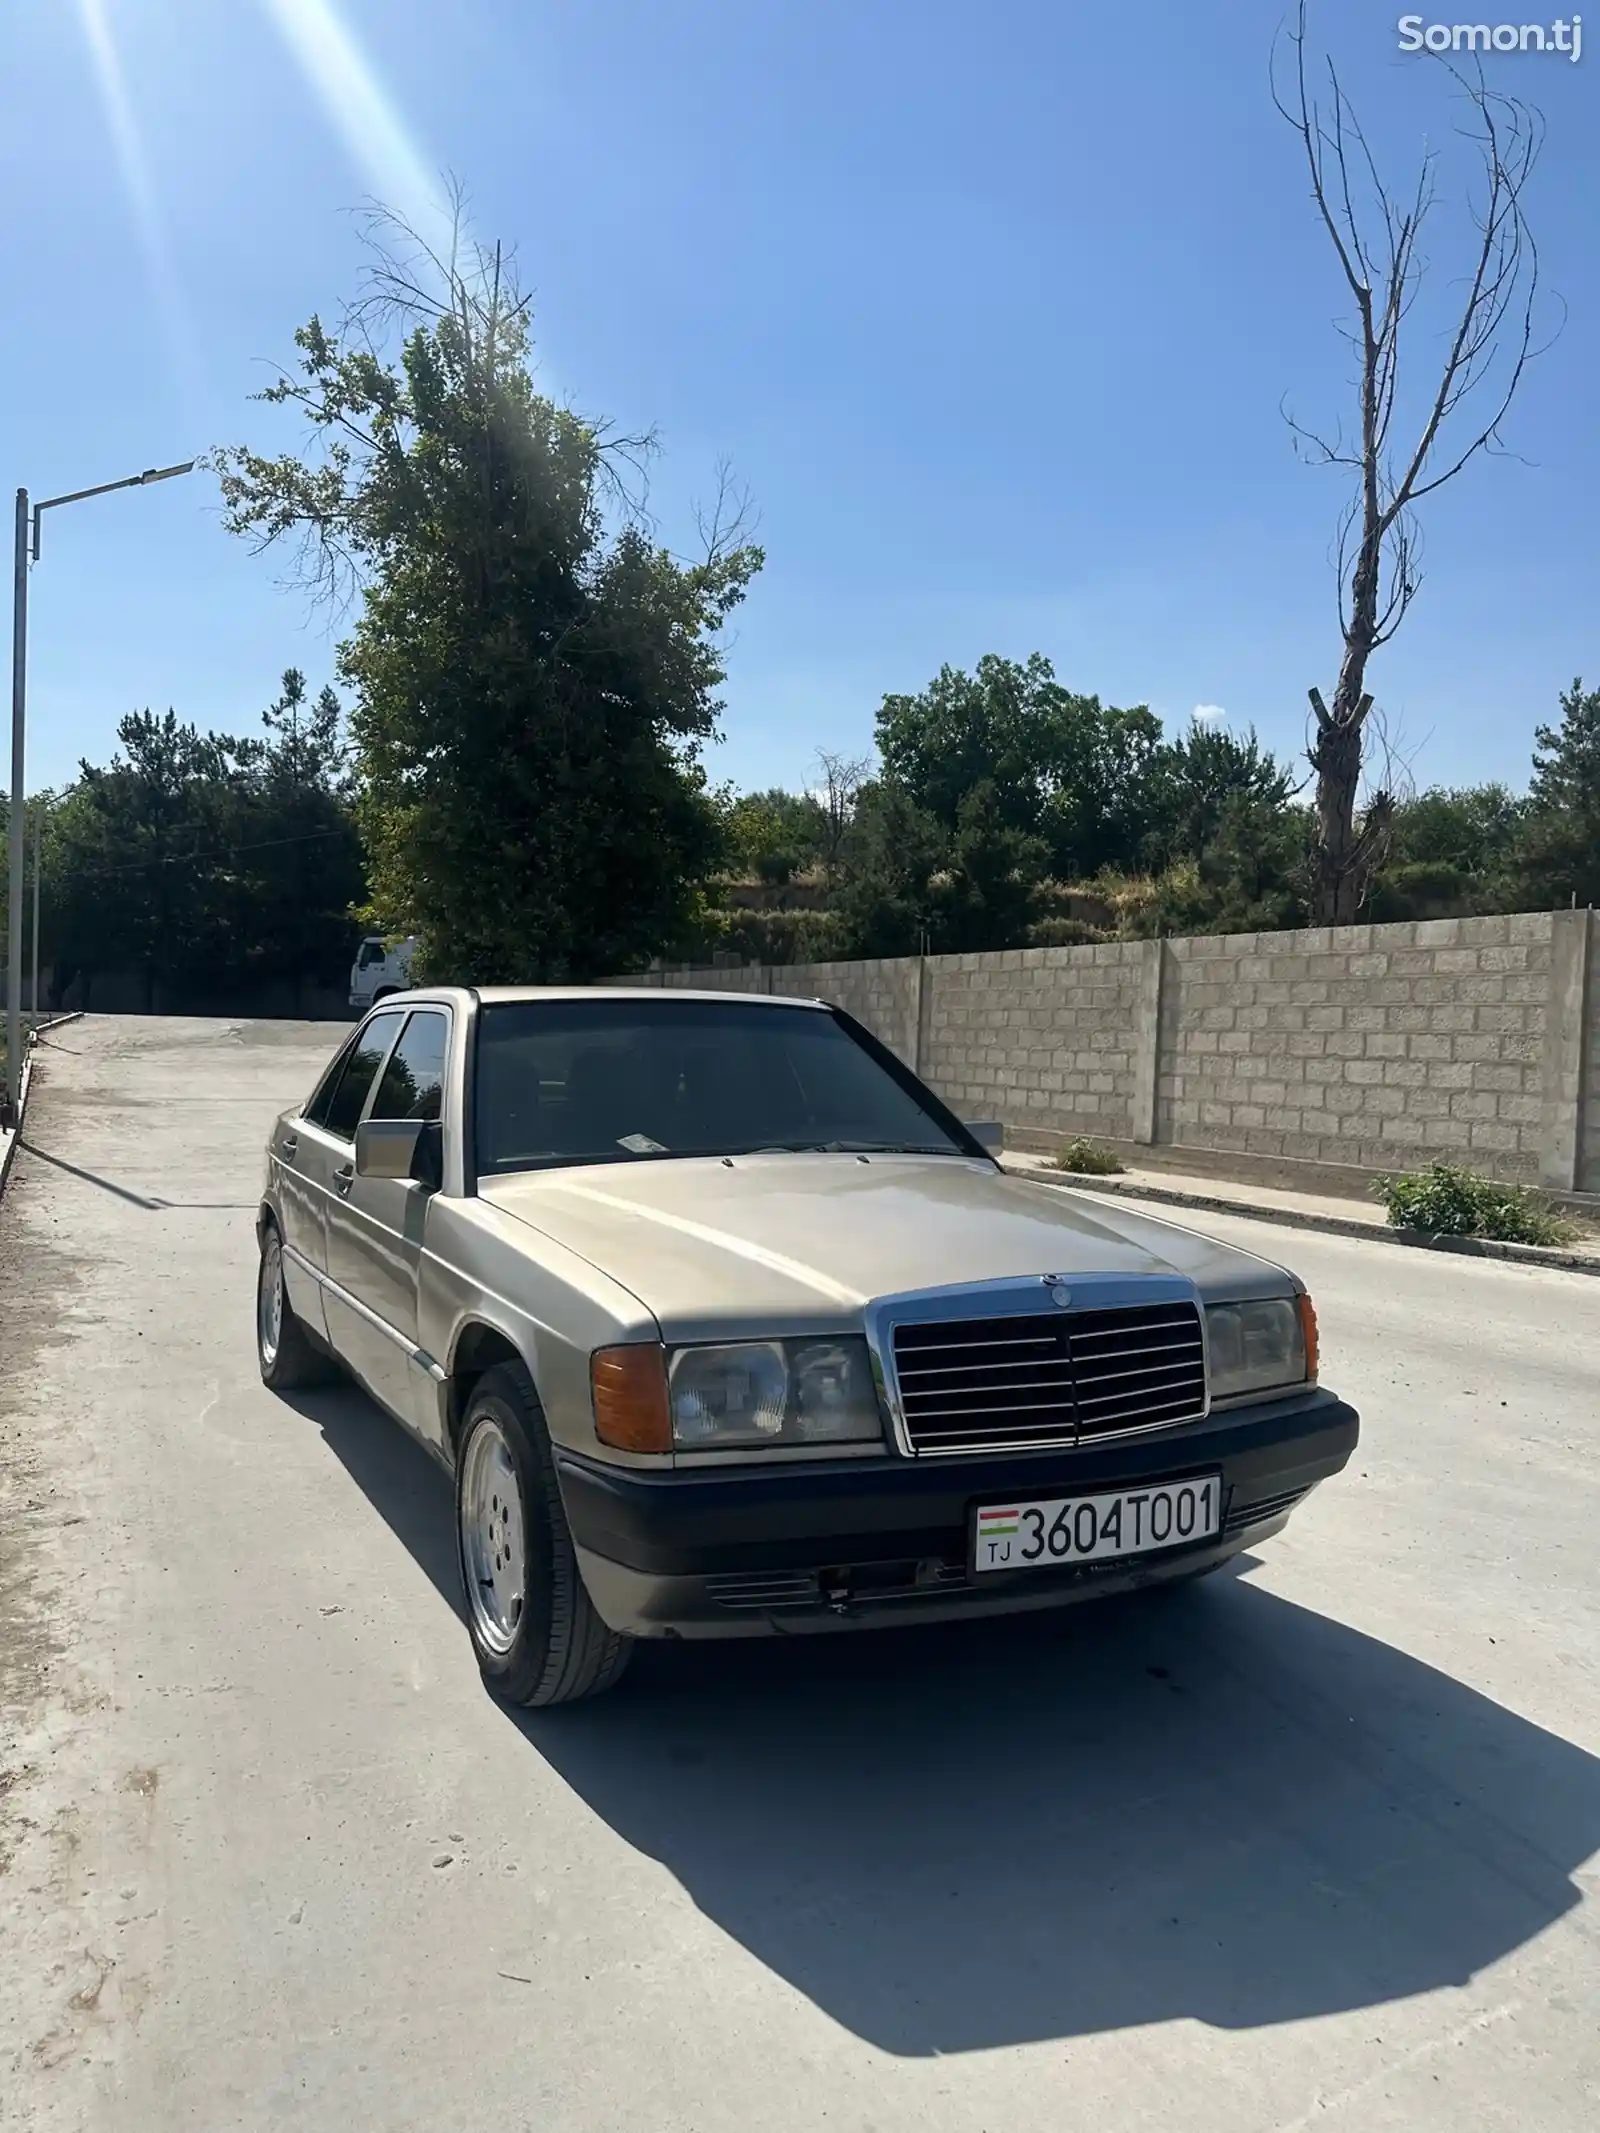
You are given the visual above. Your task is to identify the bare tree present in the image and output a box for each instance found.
[814,749,872,877]
[1274,3,1545,923]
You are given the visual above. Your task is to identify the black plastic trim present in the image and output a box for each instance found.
[555,1386,1358,1577]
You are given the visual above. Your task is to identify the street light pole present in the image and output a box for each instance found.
[29,798,42,1014]
[6,490,27,1115]
[5,461,195,1111]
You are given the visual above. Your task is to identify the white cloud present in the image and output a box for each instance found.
[1191,704,1229,724]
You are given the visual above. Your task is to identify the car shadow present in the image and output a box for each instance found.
[278,1379,466,1624]
[281,1378,1600,2056]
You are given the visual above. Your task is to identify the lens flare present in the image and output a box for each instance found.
[259,0,451,249]
[74,0,198,406]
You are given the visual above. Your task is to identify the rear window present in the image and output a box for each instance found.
[474,998,967,1175]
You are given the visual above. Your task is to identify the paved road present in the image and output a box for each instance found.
[3,1015,1599,2133]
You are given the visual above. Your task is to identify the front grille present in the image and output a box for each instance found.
[891,1301,1206,1455]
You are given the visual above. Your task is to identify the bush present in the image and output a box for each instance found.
[694,905,848,966]
[1373,1163,1577,1247]
[1027,916,1110,948]
[1053,1137,1126,1176]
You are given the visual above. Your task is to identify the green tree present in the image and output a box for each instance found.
[930,781,1050,952]
[1144,721,1294,869]
[831,781,948,958]
[1510,679,1600,909]
[46,711,245,1005]
[1367,781,1524,921]
[236,670,367,997]
[213,216,761,982]
[875,653,1161,880]
[725,788,828,903]
[1144,792,1311,937]
[42,679,364,1007]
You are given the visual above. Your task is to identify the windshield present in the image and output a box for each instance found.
[474,998,970,1174]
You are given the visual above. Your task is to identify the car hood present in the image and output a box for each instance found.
[476,1155,1297,1342]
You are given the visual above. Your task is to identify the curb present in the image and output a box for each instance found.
[0,1016,77,1201]
[0,1051,35,1201]
[1022,1168,1600,1278]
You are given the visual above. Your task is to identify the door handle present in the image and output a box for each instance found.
[280,1135,298,1160]
[334,1164,355,1196]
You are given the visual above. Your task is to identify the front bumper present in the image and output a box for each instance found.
[557,1385,1359,1639]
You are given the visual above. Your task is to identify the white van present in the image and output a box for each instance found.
[348,935,418,1011]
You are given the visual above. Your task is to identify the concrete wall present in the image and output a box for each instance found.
[1578,912,1600,1195]
[1157,914,1557,1183]
[916,943,1155,1142]
[639,906,1600,1194]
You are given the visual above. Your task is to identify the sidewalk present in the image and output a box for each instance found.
[1000,1148,1600,1274]
[0,1052,32,1196]
[1,1013,83,1199]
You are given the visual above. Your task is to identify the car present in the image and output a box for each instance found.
[256,986,1359,1706]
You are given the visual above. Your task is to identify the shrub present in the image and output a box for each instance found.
[1027,916,1110,948]
[1053,1137,1126,1176]
[1372,1163,1577,1247]
[693,905,848,967]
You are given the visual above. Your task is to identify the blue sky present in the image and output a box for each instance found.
[2,0,1594,802]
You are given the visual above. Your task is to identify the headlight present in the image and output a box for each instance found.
[1205,1298,1308,1400]
[667,1338,884,1449]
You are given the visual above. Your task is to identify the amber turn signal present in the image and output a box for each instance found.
[591,1343,672,1453]
[1297,1293,1319,1381]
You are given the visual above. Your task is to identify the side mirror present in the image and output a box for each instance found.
[965,1120,1004,1154]
[356,1118,426,1181]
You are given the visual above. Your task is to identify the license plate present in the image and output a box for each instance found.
[971,1474,1222,1575]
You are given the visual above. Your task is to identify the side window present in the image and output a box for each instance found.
[370,1011,449,1123]
[323,1011,405,1142]
[303,1033,358,1128]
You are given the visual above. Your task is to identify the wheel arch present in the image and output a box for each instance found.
[446,1319,540,1460]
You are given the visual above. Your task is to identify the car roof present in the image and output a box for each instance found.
[471,985,828,1009]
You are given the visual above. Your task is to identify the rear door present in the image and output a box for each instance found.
[322,1006,452,1443]
[272,1031,361,1334]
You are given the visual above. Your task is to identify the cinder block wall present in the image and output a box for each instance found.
[631,906,1599,1192]
[916,945,1153,1140]
[1580,914,1600,1193]
[768,957,922,1066]
[1157,915,1555,1181]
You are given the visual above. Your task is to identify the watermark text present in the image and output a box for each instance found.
[1397,14,1584,57]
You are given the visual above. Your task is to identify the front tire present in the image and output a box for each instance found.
[456,1362,632,1708]
[256,1222,337,1390]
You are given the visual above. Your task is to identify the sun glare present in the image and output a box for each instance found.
[259,0,451,249]
[74,0,197,401]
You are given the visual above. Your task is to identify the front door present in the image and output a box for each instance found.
[322,1006,451,1446]
[274,1023,385,1336]
[305,1007,405,1363]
